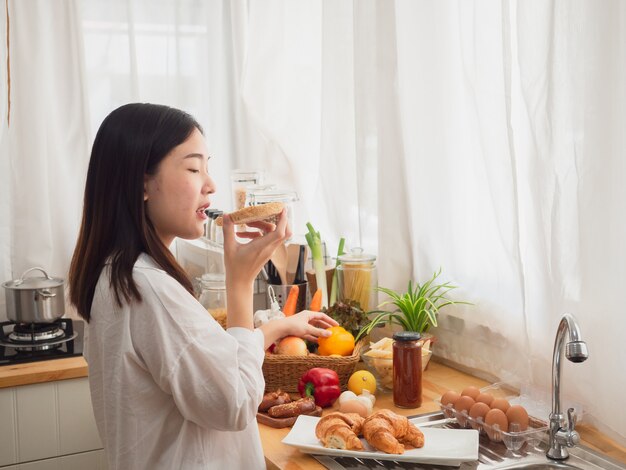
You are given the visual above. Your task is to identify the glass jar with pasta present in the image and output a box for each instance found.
[336,248,377,312]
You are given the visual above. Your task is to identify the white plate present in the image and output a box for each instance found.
[282,415,479,467]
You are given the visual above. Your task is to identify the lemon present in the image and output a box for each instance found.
[348,370,377,395]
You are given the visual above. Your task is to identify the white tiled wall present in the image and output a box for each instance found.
[0,378,103,468]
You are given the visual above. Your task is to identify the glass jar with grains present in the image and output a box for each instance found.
[197,273,227,327]
[230,169,264,211]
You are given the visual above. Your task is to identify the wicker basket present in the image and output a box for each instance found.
[262,341,364,393]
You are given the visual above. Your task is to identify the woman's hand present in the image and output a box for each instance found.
[259,310,339,349]
[222,209,291,329]
[222,209,291,286]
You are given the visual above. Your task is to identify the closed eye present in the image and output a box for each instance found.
[188,169,200,174]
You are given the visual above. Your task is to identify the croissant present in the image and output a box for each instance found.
[315,412,365,450]
[362,410,425,454]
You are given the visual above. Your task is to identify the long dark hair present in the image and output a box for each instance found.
[69,103,201,321]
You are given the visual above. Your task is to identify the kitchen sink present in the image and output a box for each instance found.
[494,465,583,469]
[311,411,626,470]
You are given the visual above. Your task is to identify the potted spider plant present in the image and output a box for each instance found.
[355,269,470,343]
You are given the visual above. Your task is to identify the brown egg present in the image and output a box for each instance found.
[440,390,461,418]
[454,395,476,427]
[461,386,481,400]
[491,397,511,413]
[468,402,491,430]
[485,408,509,441]
[506,405,529,432]
[475,392,494,406]
[441,390,461,406]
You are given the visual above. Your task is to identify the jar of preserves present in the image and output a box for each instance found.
[336,248,377,311]
[392,331,423,408]
[197,273,227,327]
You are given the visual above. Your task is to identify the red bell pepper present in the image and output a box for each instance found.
[298,367,341,408]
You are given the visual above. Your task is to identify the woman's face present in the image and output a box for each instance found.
[144,128,215,246]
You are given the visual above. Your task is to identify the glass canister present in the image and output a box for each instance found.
[230,169,264,211]
[392,331,423,408]
[247,188,298,235]
[336,248,377,311]
[244,183,277,207]
[197,273,227,326]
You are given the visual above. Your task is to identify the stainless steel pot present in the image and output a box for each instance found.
[3,267,65,323]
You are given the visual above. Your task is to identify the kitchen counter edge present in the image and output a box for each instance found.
[0,356,88,388]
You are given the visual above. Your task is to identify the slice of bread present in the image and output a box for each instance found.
[215,202,284,226]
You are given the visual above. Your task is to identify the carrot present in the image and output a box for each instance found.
[283,285,300,316]
[309,289,322,312]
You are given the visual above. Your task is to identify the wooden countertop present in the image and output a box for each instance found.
[2,356,624,468]
[260,361,626,469]
[0,356,88,388]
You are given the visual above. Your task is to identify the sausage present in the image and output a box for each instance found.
[268,397,316,418]
[258,390,292,412]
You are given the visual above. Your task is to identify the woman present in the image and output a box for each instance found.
[69,103,337,469]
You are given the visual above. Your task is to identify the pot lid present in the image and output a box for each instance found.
[338,247,376,264]
[2,267,64,290]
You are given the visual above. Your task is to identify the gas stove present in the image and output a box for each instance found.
[0,318,84,365]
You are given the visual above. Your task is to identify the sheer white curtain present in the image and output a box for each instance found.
[240,0,626,443]
[387,0,626,443]
[80,0,257,212]
[80,0,374,246]
[0,0,90,319]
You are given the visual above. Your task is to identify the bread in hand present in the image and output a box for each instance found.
[215,202,284,226]
[315,412,365,451]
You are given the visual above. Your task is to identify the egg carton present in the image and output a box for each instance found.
[436,382,549,452]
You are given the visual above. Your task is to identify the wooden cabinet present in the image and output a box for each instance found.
[0,378,104,469]
[0,450,106,469]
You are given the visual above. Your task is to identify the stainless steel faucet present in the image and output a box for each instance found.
[547,313,589,460]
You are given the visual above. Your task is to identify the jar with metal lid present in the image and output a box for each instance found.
[247,188,298,238]
[244,183,277,207]
[230,169,264,211]
[336,247,377,311]
[197,273,227,327]
[392,331,423,408]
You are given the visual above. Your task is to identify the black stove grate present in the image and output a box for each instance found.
[0,318,84,365]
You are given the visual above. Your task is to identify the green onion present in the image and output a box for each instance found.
[329,238,345,305]
[305,222,328,309]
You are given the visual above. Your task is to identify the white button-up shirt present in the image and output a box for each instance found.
[85,253,266,469]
